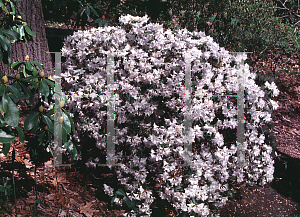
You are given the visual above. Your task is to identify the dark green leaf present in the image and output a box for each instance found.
[62,126,67,144]
[11,61,24,70]
[0,94,9,114]
[0,85,5,97]
[94,18,102,23]
[42,115,54,134]
[4,96,19,127]
[0,29,19,41]
[32,68,38,76]
[126,197,133,209]
[24,25,36,37]
[30,61,43,67]
[0,112,6,127]
[2,143,10,156]
[44,78,55,90]
[25,61,34,71]
[7,84,23,102]
[0,35,11,51]
[0,2,9,14]
[0,130,15,144]
[19,82,32,100]
[24,113,39,131]
[85,6,90,16]
[116,189,125,196]
[31,118,40,134]
[72,144,78,160]
[62,112,71,134]
[79,8,85,17]
[45,107,55,117]
[64,111,75,132]
[9,2,15,15]
[39,80,49,97]
[11,82,21,93]
[90,6,99,17]
[23,65,28,78]
[15,126,24,143]
[0,49,3,62]
[38,132,45,145]
[19,25,24,39]
[111,195,116,204]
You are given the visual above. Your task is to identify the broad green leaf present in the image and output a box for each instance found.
[2,143,11,156]
[94,18,102,24]
[8,92,18,105]
[9,2,15,15]
[25,61,34,71]
[85,6,90,16]
[0,2,9,14]
[79,8,85,17]
[0,85,5,97]
[61,127,67,144]
[0,130,15,144]
[126,198,132,209]
[4,96,19,127]
[45,107,55,117]
[39,80,49,97]
[111,195,116,204]
[0,29,19,41]
[0,35,11,51]
[30,61,43,67]
[72,144,78,160]
[64,140,73,153]
[0,49,3,62]
[38,132,45,145]
[22,65,28,78]
[42,115,54,134]
[15,126,24,143]
[31,118,40,134]
[62,112,71,134]
[90,6,99,17]
[11,61,24,70]
[19,82,32,100]
[12,81,22,93]
[7,84,23,102]
[24,113,39,131]
[32,67,38,76]
[44,78,55,90]
[64,110,75,132]
[26,79,38,89]
[6,48,11,66]
[0,113,6,127]
[19,25,24,39]
[24,25,36,37]
[116,189,125,196]
[0,94,9,113]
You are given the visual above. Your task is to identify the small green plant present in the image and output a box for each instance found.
[111,189,138,214]
[31,198,41,216]
[0,177,13,215]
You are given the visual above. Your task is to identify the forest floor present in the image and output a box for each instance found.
[1,21,300,216]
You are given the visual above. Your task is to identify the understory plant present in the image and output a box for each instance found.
[0,0,78,215]
[61,14,280,216]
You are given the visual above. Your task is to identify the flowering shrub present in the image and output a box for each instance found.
[61,14,280,216]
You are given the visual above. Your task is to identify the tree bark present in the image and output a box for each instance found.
[0,0,53,79]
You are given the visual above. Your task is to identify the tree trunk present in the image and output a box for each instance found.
[0,0,53,79]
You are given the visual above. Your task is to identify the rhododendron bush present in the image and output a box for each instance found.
[60,14,279,216]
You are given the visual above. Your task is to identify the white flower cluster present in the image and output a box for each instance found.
[61,14,279,216]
